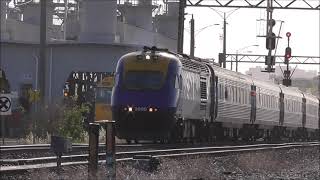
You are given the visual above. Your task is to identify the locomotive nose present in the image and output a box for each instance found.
[113,105,177,140]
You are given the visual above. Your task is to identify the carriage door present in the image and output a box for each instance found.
[279,92,284,126]
[206,65,217,122]
[318,99,320,130]
[200,76,208,118]
[250,85,257,124]
[302,97,306,128]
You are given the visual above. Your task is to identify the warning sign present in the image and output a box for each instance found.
[0,94,12,115]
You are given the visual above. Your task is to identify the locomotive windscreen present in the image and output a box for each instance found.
[124,71,164,90]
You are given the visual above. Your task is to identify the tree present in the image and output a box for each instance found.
[58,96,90,142]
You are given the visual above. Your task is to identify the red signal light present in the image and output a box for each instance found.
[285,47,292,60]
[285,54,291,59]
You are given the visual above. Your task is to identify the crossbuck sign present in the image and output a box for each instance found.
[0,94,12,115]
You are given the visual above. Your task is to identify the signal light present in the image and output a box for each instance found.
[284,47,292,64]
[285,47,291,58]
[266,32,276,50]
[285,53,291,59]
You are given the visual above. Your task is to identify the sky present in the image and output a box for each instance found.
[182,5,320,75]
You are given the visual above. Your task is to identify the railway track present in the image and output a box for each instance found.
[0,143,145,152]
[1,141,319,176]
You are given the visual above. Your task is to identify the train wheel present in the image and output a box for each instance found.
[134,140,139,144]
[126,139,131,144]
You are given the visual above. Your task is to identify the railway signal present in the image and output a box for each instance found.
[266,32,276,50]
[283,32,292,87]
[284,47,292,64]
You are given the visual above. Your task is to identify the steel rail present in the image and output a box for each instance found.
[0,143,143,153]
[1,142,319,175]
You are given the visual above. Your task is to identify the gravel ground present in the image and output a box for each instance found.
[1,146,319,180]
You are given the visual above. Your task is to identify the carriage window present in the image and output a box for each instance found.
[225,86,228,101]
[241,89,244,104]
[218,84,221,99]
[221,84,224,99]
[200,80,207,100]
[124,71,164,90]
[232,87,235,102]
[238,88,241,103]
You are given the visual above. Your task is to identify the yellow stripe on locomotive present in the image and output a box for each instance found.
[123,54,170,76]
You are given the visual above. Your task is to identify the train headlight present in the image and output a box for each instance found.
[128,107,133,112]
[148,107,153,112]
[146,55,151,60]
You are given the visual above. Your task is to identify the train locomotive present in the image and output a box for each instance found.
[111,46,320,142]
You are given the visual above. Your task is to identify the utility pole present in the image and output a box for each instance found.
[177,0,186,54]
[39,0,47,104]
[190,15,195,58]
[223,13,226,68]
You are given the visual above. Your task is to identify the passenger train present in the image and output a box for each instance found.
[111,46,320,142]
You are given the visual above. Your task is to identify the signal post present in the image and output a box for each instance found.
[283,32,292,87]
[88,75,116,179]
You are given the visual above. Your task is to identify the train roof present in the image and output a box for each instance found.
[303,92,319,104]
[211,64,253,87]
[122,47,318,102]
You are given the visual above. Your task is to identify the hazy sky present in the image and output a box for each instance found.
[183,6,320,74]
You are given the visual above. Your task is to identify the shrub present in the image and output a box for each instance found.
[58,97,90,142]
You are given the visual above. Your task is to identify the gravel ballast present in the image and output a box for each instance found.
[1,146,319,180]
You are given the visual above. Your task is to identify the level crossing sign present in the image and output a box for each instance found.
[0,94,12,115]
